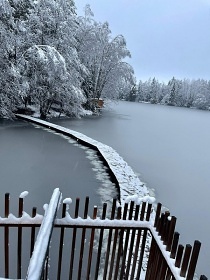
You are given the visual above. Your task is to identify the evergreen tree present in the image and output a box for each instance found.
[126,84,137,101]
[149,77,160,104]
[136,80,145,102]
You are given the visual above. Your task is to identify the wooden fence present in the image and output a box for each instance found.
[0,189,208,280]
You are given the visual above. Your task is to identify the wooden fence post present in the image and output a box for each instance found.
[4,193,10,278]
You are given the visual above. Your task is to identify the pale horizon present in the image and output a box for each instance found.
[75,0,210,82]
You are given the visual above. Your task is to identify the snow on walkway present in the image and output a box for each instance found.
[16,114,152,205]
[3,115,193,280]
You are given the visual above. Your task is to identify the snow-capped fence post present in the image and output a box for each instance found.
[136,203,152,279]
[57,201,66,280]
[166,216,177,251]
[77,196,89,280]
[94,202,107,280]
[129,203,141,279]
[4,193,10,279]
[107,205,121,279]
[17,195,24,279]
[154,202,162,227]
[119,201,135,279]
[69,197,80,279]
[124,203,140,279]
[103,198,117,279]
[113,205,126,279]
[86,206,98,279]
[30,207,37,257]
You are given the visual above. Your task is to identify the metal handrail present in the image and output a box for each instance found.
[0,191,208,280]
[25,188,61,280]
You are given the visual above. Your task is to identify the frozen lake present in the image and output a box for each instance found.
[0,119,117,278]
[1,101,209,277]
[53,101,210,277]
[0,119,116,217]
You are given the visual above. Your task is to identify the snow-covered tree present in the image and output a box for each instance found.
[1,1,137,118]
[136,80,145,102]
[14,0,86,118]
[168,77,178,106]
[193,93,208,110]
[143,78,153,102]
[178,79,193,107]
[126,84,137,102]
[27,0,84,90]
[19,45,85,119]
[0,0,25,118]
[159,77,182,106]
[149,77,161,104]
[125,76,210,112]
[76,5,135,109]
[191,79,210,110]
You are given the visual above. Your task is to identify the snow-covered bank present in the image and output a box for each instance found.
[16,114,151,205]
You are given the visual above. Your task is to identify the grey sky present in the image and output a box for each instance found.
[74,0,210,82]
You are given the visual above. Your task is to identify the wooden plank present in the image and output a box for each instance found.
[170,232,180,259]
[69,198,80,280]
[130,202,146,279]
[119,201,134,279]
[112,202,128,279]
[124,204,140,279]
[103,199,117,280]
[4,193,10,278]
[30,207,37,257]
[157,257,168,280]
[86,206,97,279]
[166,216,176,251]
[108,207,121,280]
[77,197,89,280]
[154,203,162,227]
[57,203,67,280]
[94,203,107,280]
[175,244,184,268]
[136,203,152,279]
[186,240,201,280]
[180,244,192,277]
[17,197,23,279]
[161,211,170,242]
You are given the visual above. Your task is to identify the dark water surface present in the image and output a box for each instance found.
[53,101,210,277]
[0,119,104,213]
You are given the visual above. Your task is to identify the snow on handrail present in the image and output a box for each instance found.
[0,213,43,225]
[54,215,151,228]
[26,188,61,280]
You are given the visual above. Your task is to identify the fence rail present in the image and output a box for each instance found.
[0,189,208,280]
